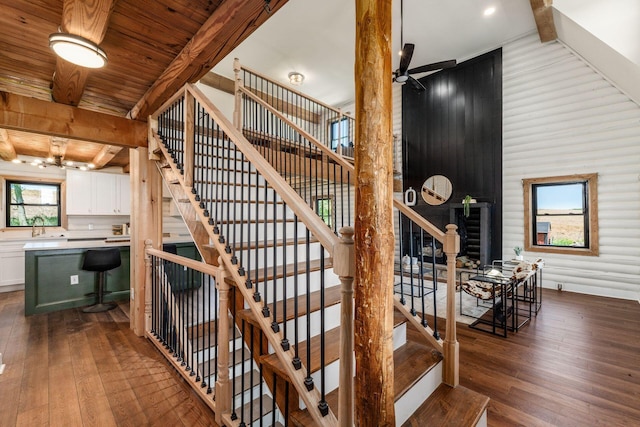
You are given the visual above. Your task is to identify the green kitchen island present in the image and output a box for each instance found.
[24,239,197,315]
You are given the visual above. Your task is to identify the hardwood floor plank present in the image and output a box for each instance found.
[48,363,83,426]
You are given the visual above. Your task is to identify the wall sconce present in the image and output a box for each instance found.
[288,71,305,86]
[49,33,107,69]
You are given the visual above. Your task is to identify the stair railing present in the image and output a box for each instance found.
[236,60,356,160]
[234,59,460,386]
[149,83,346,426]
[144,241,224,419]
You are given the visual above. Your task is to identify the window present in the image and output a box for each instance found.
[523,174,598,256]
[330,117,351,151]
[6,180,61,227]
[314,196,334,228]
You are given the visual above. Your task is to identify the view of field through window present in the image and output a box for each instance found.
[534,182,586,247]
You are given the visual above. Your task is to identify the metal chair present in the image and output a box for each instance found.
[82,248,121,313]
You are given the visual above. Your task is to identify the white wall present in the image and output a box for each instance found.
[503,33,640,300]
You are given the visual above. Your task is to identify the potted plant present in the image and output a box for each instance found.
[463,195,473,217]
[514,246,524,261]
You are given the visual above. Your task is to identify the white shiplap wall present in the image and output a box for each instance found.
[503,33,640,300]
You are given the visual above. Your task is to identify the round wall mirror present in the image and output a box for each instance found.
[421,175,452,205]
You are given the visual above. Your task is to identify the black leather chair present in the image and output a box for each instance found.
[82,248,121,313]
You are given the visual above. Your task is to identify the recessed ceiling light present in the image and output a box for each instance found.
[484,6,496,16]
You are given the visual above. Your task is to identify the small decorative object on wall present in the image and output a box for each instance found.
[404,186,417,206]
[514,246,524,260]
[421,175,452,205]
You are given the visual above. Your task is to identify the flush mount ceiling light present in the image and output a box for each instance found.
[49,33,107,68]
[483,6,496,16]
[288,71,305,86]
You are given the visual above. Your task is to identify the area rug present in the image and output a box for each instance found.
[394,277,490,325]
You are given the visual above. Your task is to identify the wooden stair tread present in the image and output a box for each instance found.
[401,384,489,427]
[196,197,284,205]
[289,313,442,427]
[237,284,343,326]
[262,311,407,381]
[197,346,251,374]
[210,236,320,252]
[211,217,295,225]
[225,257,333,287]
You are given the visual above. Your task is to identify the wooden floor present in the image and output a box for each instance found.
[1,288,639,426]
[458,289,640,426]
[0,291,218,427]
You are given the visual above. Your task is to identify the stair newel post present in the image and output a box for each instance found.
[184,88,195,188]
[334,226,355,426]
[233,58,243,131]
[214,261,232,423]
[144,239,154,333]
[443,224,460,387]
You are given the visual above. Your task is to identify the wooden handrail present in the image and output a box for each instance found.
[151,83,340,426]
[147,247,218,277]
[239,62,356,119]
[239,85,447,244]
[238,86,355,172]
[187,84,339,253]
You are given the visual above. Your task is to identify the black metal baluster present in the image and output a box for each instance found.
[398,211,406,304]
[431,236,440,340]
[304,228,313,391]
[281,201,289,351]
[318,246,328,416]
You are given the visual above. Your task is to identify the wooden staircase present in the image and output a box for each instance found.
[144,80,488,426]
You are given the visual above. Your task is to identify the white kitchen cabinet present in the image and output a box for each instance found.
[0,242,25,288]
[66,170,93,214]
[117,174,131,215]
[66,170,131,216]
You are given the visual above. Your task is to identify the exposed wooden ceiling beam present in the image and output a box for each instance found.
[129,0,289,120]
[0,91,147,148]
[530,0,557,43]
[0,128,17,161]
[48,136,68,159]
[91,144,123,169]
[51,0,117,106]
[200,72,322,124]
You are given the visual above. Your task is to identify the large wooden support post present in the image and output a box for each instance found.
[233,58,243,130]
[334,226,355,426]
[354,1,395,426]
[183,89,195,188]
[443,224,461,386]
[130,147,163,336]
[215,262,231,423]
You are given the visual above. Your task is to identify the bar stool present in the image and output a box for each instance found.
[82,248,121,313]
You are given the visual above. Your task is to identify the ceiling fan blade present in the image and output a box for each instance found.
[408,59,457,75]
[398,43,415,74]
[406,76,426,91]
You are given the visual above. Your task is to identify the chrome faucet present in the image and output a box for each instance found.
[31,216,45,237]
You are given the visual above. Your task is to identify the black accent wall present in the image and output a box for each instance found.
[402,48,502,261]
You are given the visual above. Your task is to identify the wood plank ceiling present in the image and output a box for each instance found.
[0,0,288,169]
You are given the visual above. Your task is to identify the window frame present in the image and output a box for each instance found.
[523,173,598,256]
[2,175,67,230]
[313,195,335,228]
[329,117,351,151]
